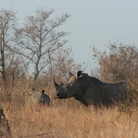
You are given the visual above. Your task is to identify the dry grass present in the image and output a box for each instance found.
[0,84,138,138]
[1,97,138,138]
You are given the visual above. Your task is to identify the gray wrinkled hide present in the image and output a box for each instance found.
[55,71,128,107]
[28,89,50,106]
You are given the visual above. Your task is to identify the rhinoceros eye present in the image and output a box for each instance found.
[65,85,69,89]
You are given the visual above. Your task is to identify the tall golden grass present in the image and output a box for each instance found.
[1,87,138,138]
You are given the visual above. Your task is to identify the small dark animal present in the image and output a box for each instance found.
[28,88,50,106]
[55,71,127,107]
[0,108,11,138]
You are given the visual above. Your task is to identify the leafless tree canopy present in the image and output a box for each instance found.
[14,8,70,80]
[0,9,17,93]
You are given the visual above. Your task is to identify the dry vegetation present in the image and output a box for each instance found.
[0,44,137,138]
[0,86,138,138]
[0,8,138,138]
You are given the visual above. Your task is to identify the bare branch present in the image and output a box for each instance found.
[13,8,70,80]
[6,53,14,71]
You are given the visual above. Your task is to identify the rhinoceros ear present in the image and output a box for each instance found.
[77,71,83,78]
[69,71,74,78]
[42,90,45,93]
[32,88,36,93]
[60,81,63,85]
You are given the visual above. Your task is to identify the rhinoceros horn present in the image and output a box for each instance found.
[53,77,59,87]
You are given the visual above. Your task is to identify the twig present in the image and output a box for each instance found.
[19,131,53,138]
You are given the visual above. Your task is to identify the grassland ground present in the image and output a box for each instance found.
[1,98,138,138]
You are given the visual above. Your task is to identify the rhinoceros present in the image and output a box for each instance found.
[53,78,65,94]
[55,71,127,107]
[28,88,50,106]
[0,108,11,138]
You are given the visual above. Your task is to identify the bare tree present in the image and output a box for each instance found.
[14,7,70,81]
[0,9,16,94]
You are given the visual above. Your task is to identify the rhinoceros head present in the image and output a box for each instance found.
[54,71,83,99]
[53,78,67,98]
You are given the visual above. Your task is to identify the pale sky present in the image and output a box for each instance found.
[1,0,138,72]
